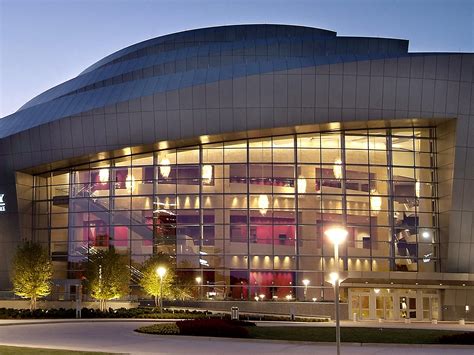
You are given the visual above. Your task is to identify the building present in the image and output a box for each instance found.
[0,24,473,321]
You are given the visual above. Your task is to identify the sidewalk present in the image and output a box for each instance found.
[0,318,473,332]
[0,321,472,355]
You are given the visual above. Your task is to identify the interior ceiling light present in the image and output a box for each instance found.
[125,174,136,192]
[202,165,213,184]
[297,175,307,193]
[98,168,109,183]
[333,158,343,179]
[160,157,171,178]
[415,180,420,198]
[258,194,269,216]
[370,189,382,212]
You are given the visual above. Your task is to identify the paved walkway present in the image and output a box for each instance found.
[0,318,473,332]
[0,321,472,354]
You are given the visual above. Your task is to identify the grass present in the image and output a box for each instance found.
[248,326,465,344]
[0,345,112,354]
[137,323,471,344]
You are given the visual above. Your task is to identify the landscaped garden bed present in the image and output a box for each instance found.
[136,319,256,338]
[0,307,330,322]
[0,307,211,319]
[136,320,474,345]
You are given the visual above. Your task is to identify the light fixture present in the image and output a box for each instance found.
[195,276,202,284]
[312,297,317,302]
[329,272,340,286]
[125,174,136,192]
[333,158,343,179]
[156,266,167,278]
[259,294,265,300]
[302,278,310,301]
[258,194,269,215]
[374,288,380,294]
[325,226,348,246]
[159,157,171,179]
[297,175,307,193]
[422,231,430,239]
[370,189,382,212]
[98,168,109,183]
[202,165,213,184]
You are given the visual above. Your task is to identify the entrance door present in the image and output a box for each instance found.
[375,293,394,320]
[351,292,370,320]
[399,295,416,319]
[422,296,439,320]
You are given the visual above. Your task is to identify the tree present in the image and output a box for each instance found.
[139,253,175,307]
[11,242,52,310]
[84,248,129,311]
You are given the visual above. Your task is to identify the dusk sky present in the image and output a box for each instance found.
[0,0,472,118]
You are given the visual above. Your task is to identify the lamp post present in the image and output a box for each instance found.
[156,266,167,314]
[302,279,310,301]
[195,276,202,300]
[325,226,348,355]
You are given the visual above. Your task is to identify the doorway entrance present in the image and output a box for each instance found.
[349,288,439,321]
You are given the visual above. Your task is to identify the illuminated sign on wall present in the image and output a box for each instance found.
[0,194,5,212]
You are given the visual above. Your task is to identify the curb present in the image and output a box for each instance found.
[135,333,474,349]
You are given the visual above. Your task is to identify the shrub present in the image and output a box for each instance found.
[136,323,180,335]
[176,319,250,338]
[439,332,474,345]
[0,307,215,319]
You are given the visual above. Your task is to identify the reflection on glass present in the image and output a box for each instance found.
[33,127,438,300]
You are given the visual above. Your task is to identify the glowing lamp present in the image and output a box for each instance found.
[125,174,136,192]
[333,158,343,179]
[98,168,109,183]
[160,157,171,179]
[370,189,382,212]
[202,165,213,184]
[297,175,307,193]
[258,194,269,215]
[156,266,167,278]
[325,226,348,246]
[329,272,340,286]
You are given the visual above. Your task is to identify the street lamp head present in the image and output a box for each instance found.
[325,226,348,245]
[329,272,340,286]
[302,279,310,286]
[156,266,167,278]
[195,276,202,284]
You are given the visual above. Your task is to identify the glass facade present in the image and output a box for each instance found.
[33,127,439,301]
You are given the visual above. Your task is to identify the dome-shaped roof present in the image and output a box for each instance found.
[0,24,409,139]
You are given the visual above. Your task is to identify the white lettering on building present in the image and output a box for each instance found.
[0,194,5,212]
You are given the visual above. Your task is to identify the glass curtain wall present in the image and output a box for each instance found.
[33,127,439,301]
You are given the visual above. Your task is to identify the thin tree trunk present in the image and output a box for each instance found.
[154,295,158,307]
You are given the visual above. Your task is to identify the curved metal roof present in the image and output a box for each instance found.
[0,24,410,139]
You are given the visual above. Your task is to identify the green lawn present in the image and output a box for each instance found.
[0,345,114,354]
[137,322,472,344]
[248,326,463,344]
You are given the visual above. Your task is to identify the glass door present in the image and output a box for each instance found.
[423,296,439,320]
[376,292,394,320]
[399,295,416,319]
[351,292,370,320]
